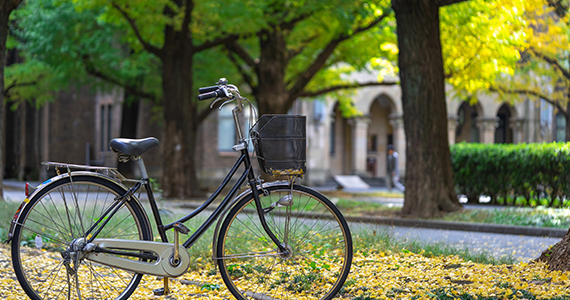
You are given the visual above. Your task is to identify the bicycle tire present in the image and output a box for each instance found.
[11,174,153,300]
[216,184,353,300]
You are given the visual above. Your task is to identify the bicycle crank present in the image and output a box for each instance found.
[84,239,190,277]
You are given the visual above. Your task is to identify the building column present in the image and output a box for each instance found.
[509,118,524,144]
[389,114,406,176]
[447,115,459,145]
[476,117,499,144]
[348,117,370,176]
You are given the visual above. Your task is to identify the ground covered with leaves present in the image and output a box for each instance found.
[2,244,569,300]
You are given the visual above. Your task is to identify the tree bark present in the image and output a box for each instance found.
[536,227,570,271]
[0,0,24,200]
[160,25,203,198]
[255,28,291,115]
[392,0,461,217]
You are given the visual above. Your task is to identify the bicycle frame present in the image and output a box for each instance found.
[87,106,288,258]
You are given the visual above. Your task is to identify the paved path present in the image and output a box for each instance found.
[355,223,559,262]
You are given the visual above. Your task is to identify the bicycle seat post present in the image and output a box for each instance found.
[133,157,149,180]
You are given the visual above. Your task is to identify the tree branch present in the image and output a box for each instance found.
[490,85,566,114]
[194,34,239,52]
[287,34,319,62]
[225,39,258,70]
[279,11,314,30]
[227,51,256,92]
[298,81,399,98]
[529,47,570,80]
[112,3,164,58]
[288,12,391,100]
[82,56,159,102]
[181,0,194,40]
[437,0,469,7]
[3,80,38,98]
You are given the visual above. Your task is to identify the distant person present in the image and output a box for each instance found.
[387,144,405,192]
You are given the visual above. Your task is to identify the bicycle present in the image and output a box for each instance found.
[8,78,353,300]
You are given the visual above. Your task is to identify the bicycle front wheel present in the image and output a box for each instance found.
[217,184,352,300]
[11,174,152,300]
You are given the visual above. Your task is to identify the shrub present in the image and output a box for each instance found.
[450,142,570,207]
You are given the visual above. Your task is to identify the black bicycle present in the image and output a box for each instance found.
[8,78,353,300]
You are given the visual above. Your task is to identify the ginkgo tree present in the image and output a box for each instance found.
[390,0,529,218]
[491,0,570,141]
[216,0,399,116]
[10,0,401,198]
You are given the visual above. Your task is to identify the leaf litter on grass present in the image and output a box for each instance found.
[1,243,569,300]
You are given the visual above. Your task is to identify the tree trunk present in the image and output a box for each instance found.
[392,0,461,218]
[118,94,140,178]
[255,28,291,115]
[160,27,204,199]
[0,0,23,200]
[0,8,7,201]
[536,228,570,271]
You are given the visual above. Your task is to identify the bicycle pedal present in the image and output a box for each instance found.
[173,222,190,234]
[153,287,168,296]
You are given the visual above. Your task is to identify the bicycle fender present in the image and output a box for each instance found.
[6,172,142,244]
[211,181,289,261]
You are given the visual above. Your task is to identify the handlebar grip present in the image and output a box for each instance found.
[198,86,218,94]
[197,91,220,101]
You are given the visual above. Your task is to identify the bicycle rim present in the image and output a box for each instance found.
[217,185,352,300]
[11,175,152,300]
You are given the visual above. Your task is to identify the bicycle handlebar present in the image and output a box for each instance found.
[197,89,224,101]
[197,79,246,112]
[198,85,218,94]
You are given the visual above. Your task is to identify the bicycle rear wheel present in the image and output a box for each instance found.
[11,174,152,300]
[217,184,352,300]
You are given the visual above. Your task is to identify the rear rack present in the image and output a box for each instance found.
[41,162,137,183]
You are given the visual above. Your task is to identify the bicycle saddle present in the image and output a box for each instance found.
[110,137,160,157]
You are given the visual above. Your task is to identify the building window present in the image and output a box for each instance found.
[556,112,566,142]
[540,99,553,137]
[218,105,257,152]
[218,105,236,151]
[99,104,112,152]
[367,134,377,152]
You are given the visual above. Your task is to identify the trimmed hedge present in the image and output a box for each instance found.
[450,142,570,207]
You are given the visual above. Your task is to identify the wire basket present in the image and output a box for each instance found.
[250,115,306,176]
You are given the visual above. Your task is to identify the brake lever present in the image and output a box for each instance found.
[219,98,236,110]
[210,98,225,109]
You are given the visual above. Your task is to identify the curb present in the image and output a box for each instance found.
[344,215,567,238]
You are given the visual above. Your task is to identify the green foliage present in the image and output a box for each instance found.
[451,142,570,206]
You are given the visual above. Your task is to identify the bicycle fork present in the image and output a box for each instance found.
[248,178,291,256]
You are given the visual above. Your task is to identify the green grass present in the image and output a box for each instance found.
[335,199,400,216]
[438,206,570,229]
[0,201,22,241]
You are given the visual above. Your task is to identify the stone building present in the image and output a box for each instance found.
[4,75,564,189]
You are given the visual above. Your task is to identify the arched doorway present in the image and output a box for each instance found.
[456,102,482,143]
[495,104,514,144]
[367,95,395,178]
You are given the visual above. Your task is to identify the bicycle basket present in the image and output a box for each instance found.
[250,115,306,176]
